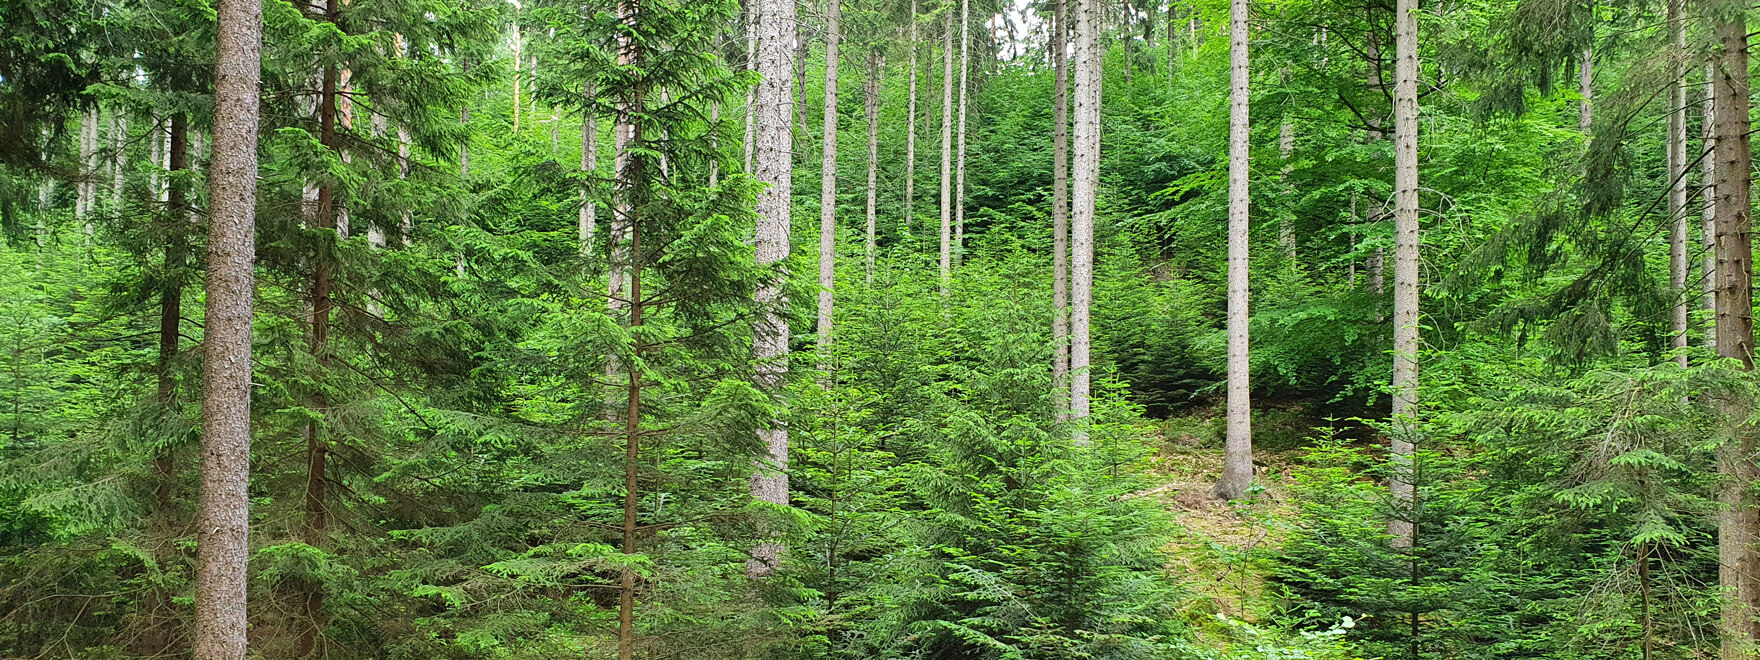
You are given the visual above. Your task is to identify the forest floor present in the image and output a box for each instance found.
[1147,409,1310,625]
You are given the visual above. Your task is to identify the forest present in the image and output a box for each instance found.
[2,0,1757,654]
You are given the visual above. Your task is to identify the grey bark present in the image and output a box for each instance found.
[940,5,954,292]
[818,0,842,374]
[1704,61,1718,345]
[1578,47,1592,134]
[1388,0,1420,549]
[1669,0,1688,365]
[111,112,126,210]
[864,50,882,285]
[1070,0,1099,445]
[582,86,598,256]
[748,0,796,579]
[906,0,919,234]
[194,0,260,654]
[955,0,969,257]
[1215,0,1252,500]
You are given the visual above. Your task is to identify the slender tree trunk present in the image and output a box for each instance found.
[1278,67,1295,262]
[1710,3,1759,654]
[940,6,954,293]
[1166,0,1176,84]
[864,50,881,285]
[1387,0,1420,549]
[77,109,96,232]
[906,0,919,235]
[1052,0,1070,422]
[111,112,126,210]
[1578,47,1592,134]
[818,0,842,374]
[1669,0,1688,365]
[1704,60,1718,345]
[615,16,645,654]
[512,26,522,132]
[1366,30,1386,296]
[582,85,598,256]
[1070,0,1099,445]
[748,0,796,579]
[300,39,342,655]
[1214,0,1252,500]
[955,0,970,258]
[460,61,471,177]
[193,0,260,654]
[746,4,758,173]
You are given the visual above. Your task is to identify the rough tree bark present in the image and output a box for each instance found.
[1668,0,1687,365]
[864,49,882,285]
[1387,0,1420,549]
[1214,0,1252,500]
[1703,61,1717,345]
[583,85,598,256]
[747,0,796,580]
[193,0,259,654]
[1578,47,1592,134]
[1070,0,1099,445]
[954,0,969,257]
[1709,0,1759,654]
[818,0,842,374]
[939,5,954,293]
[906,0,919,235]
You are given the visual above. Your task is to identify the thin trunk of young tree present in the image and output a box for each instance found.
[1710,4,1759,655]
[748,0,796,580]
[1214,0,1251,500]
[1668,0,1688,366]
[818,0,841,374]
[1165,0,1176,83]
[613,6,644,652]
[1278,67,1295,262]
[77,109,96,233]
[796,34,810,147]
[955,0,969,258]
[1366,30,1386,296]
[111,112,126,210]
[156,113,190,495]
[939,6,954,293]
[906,0,919,235]
[298,52,342,659]
[582,85,598,256]
[1052,0,1070,422]
[193,0,259,654]
[1387,0,1420,550]
[512,26,522,132]
[1578,47,1592,134]
[1704,61,1717,345]
[864,49,881,285]
[1070,0,1099,445]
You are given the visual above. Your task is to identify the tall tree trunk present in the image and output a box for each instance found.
[299,44,341,657]
[955,0,970,258]
[1166,0,1176,84]
[1215,0,1252,500]
[939,6,954,293]
[77,109,96,233]
[1669,0,1688,365]
[157,114,190,495]
[818,0,841,374]
[747,0,796,580]
[614,6,644,652]
[582,85,598,256]
[1070,0,1099,445]
[512,26,522,132]
[864,49,881,285]
[906,0,919,235]
[1366,30,1385,296]
[193,0,260,654]
[111,111,126,210]
[745,4,758,173]
[1278,68,1295,262]
[1052,0,1070,422]
[1710,3,1759,654]
[1704,60,1717,345]
[1387,0,1420,549]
